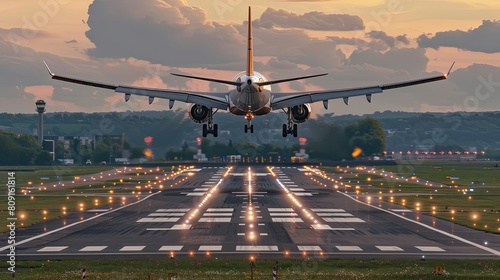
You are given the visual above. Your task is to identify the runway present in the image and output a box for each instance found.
[4,166,500,259]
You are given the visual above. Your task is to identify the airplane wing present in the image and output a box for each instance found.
[43,62,229,110]
[271,68,452,110]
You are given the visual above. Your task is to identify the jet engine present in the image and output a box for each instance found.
[291,104,311,123]
[189,104,210,123]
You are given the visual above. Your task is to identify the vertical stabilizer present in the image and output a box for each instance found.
[246,6,254,76]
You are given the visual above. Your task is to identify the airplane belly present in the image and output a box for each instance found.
[229,89,270,115]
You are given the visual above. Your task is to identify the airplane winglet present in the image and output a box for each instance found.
[43,60,55,77]
[446,61,455,77]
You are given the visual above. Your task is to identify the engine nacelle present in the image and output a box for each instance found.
[189,104,210,123]
[291,104,311,123]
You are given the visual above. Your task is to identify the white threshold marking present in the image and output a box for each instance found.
[311,224,354,230]
[148,213,185,217]
[311,209,345,212]
[120,246,145,252]
[206,208,234,212]
[269,213,298,217]
[272,218,304,222]
[294,193,312,196]
[199,245,222,251]
[289,188,305,191]
[203,213,233,217]
[268,208,294,212]
[37,246,68,252]
[322,218,365,223]
[146,224,191,231]
[0,192,162,252]
[194,188,209,191]
[376,246,403,251]
[79,246,107,252]
[338,191,500,257]
[260,233,268,236]
[187,192,205,196]
[336,246,363,251]
[416,246,445,252]
[317,213,353,217]
[156,208,190,212]
[298,246,321,251]
[236,245,278,251]
[159,246,183,251]
[137,217,180,223]
[391,209,412,212]
[198,218,231,222]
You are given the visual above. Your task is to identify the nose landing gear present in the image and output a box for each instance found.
[244,112,254,133]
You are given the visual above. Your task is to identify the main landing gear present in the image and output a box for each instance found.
[282,107,298,137]
[202,109,218,137]
[244,112,254,133]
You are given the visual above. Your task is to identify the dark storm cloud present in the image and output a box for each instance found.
[417,20,500,53]
[254,8,364,31]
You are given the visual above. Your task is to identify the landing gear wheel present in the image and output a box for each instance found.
[213,124,218,137]
[244,125,248,133]
[250,125,254,133]
[293,124,298,137]
[202,124,208,137]
[282,124,288,137]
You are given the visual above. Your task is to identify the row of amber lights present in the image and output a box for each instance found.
[341,167,500,232]
[247,167,257,241]
[184,167,233,226]
[21,165,193,225]
[270,167,319,225]
[169,250,324,258]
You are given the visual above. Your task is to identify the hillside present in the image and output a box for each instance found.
[2,110,500,154]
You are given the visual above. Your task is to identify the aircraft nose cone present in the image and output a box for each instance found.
[247,79,252,85]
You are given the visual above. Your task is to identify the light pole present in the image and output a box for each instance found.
[35,100,46,147]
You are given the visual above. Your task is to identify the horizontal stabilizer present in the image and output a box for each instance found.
[171,73,241,86]
[257,73,327,86]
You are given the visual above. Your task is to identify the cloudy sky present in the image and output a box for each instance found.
[0,0,499,115]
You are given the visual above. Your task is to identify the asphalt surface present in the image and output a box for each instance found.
[3,165,500,259]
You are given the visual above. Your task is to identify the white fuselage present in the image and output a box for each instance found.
[228,71,272,116]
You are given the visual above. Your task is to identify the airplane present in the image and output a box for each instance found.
[44,6,454,138]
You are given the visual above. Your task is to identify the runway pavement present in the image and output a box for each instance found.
[3,165,500,259]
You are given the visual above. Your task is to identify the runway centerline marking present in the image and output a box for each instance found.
[322,218,365,223]
[338,191,500,257]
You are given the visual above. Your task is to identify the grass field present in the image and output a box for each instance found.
[0,165,177,232]
[380,161,500,186]
[330,162,500,234]
[1,258,499,279]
